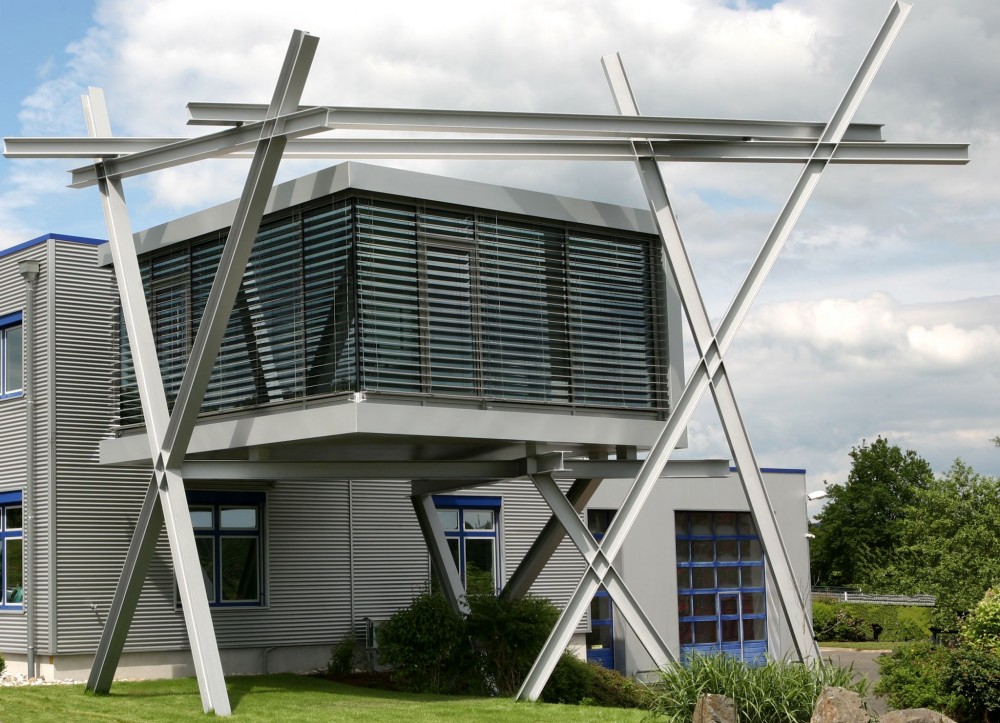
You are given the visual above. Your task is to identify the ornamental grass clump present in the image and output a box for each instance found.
[648,653,869,723]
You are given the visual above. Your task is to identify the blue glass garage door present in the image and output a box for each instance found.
[675,511,767,664]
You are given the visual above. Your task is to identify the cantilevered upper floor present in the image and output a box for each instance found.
[99,163,684,465]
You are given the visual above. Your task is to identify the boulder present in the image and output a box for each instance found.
[879,710,957,723]
[693,693,738,723]
[810,686,869,723]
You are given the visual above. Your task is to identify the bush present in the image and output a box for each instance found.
[875,642,962,715]
[948,647,1000,722]
[649,653,869,723]
[327,634,358,677]
[377,591,471,693]
[465,592,559,695]
[0,650,5,676]
[377,591,559,696]
[542,652,594,704]
[959,587,1000,653]
[812,600,929,643]
[541,653,651,708]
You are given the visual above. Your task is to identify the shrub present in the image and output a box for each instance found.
[465,592,559,695]
[812,600,929,643]
[875,642,963,715]
[541,652,651,708]
[0,650,5,676]
[649,653,869,723]
[948,648,1000,722]
[327,634,358,677]
[542,652,594,704]
[376,591,471,693]
[377,591,559,696]
[959,587,1000,653]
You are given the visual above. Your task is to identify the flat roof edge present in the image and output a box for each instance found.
[100,162,656,264]
[2,233,105,260]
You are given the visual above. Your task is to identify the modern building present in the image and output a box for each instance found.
[0,164,812,681]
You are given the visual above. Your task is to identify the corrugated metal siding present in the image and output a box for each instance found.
[0,243,46,652]
[50,242,169,653]
[351,480,429,627]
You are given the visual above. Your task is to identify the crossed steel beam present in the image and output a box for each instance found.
[0,1,967,714]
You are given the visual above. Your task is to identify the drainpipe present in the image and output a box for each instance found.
[18,258,41,679]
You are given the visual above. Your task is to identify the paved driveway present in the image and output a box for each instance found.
[819,647,892,716]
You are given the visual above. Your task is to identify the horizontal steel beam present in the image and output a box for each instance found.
[6,137,967,170]
[187,102,885,142]
[63,107,330,187]
[181,457,731,482]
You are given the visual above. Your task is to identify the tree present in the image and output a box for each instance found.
[886,460,1000,630]
[810,437,933,588]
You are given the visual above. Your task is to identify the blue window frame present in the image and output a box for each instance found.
[587,509,617,669]
[676,511,767,664]
[433,495,501,595]
[1,490,24,610]
[1,312,24,399]
[185,491,265,607]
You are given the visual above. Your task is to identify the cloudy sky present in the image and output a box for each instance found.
[1,0,997,497]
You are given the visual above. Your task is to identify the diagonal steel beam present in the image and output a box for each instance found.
[411,493,468,615]
[517,1,910,700]
[157,30,317,472]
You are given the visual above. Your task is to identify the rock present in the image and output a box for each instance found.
[810,686,869,723]
[879,710,957,723]
[693,693,738,723]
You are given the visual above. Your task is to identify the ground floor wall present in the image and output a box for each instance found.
[1,469,811,682]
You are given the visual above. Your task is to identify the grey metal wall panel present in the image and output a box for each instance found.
[0,241,51,653]
[350,480,429,627]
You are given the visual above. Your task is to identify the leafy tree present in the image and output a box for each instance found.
[887,461,1000,630]
[810,437,932,588]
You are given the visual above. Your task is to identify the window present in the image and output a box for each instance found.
[1,491,24,610]
[184,491,265,607]
[675,511,766,664]
[433,495,501,594]
[586,509,617,669]
[1,312,23,399]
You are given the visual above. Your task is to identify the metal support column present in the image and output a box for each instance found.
[411,493,468,615]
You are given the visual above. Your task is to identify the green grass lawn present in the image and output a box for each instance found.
[0,674,647,722]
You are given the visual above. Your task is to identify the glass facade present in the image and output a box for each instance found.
[117,192,667,425]
[675,510,767,664]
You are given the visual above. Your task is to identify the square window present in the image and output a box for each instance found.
[721,619,740,643]
[679,621,693,645]
[742,565,764,588]
[715,512,737,536]
[674,511,689,536]
[744,618,766,641]
[694,621,718,644]
[737,512,756,536]
[692,567,715,590]
[693,594,716,616]
[437,508,459,531]
[692,540,714,562]
[4,506,22,530]
[720,594,739,616]
[690,512,712,536]
[740,539,762,561]
[190,507,213,529]
[742,592,766,615]
[716,540,738,562]
[717,567,740,589]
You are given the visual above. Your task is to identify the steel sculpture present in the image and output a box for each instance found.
[2,1,967,714]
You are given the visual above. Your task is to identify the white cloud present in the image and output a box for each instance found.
[2,0,998,484]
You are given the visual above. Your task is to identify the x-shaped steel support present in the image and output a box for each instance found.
[83,30,318,716]
[516,1,911,701]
